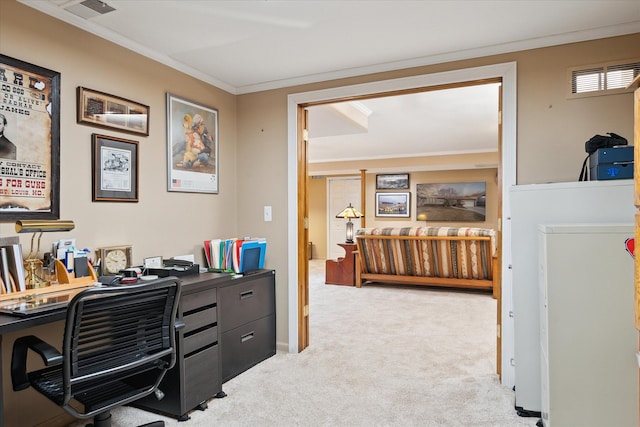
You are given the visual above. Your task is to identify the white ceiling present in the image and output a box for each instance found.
[18,0,640,166]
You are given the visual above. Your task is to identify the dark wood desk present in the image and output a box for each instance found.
[325,243,357,286]
[0,270,276,426]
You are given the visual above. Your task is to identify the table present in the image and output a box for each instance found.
[0,270,276,426]
[325,242,357,286]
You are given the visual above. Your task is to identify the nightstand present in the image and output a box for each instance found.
[325,242,357,286]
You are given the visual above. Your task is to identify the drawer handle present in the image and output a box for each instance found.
[240,290,254,300]
[241,331,255,343]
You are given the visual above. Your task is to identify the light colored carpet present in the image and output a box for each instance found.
[70,260,538,426]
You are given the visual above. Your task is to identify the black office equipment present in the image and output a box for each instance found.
[10,277,182,427]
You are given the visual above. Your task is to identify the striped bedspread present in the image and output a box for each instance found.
[355,227,496,281]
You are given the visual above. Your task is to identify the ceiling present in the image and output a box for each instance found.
[17,0,640,166]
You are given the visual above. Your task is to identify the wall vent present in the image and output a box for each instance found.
[65,0,115,19]
[568,59,640,99]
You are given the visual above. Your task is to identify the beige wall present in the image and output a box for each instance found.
[2,3,640,417]
[309,168,498,259]
[237,33,638,350]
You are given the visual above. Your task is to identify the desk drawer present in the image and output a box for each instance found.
[183,325,218,354]
[219,276,274,331]
[183,306,217,334]
[221,314,275,382]
[184,344,220,410]
[182,287,217,313]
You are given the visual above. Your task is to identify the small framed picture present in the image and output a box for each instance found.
[78,87,149,136]
[375,192,410,217]
[91,134,139,202]
[376,173,410,190]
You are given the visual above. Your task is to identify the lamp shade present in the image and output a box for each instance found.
[335,203,363,219]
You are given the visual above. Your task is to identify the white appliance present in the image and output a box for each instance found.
[538,224,636,427]
[508,180,635,414]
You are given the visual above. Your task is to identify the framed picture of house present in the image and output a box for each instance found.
[166,93,219,193]
[416,182,486,221]
[375,192,410,217]
[376,173,409,190]
[0,54,60,219]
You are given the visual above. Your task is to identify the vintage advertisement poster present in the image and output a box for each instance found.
[0,55,59,219]
[166,93,218,194]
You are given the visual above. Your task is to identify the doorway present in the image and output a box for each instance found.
[287,62,517,387]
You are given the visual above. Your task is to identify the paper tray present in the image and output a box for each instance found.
[147,264,200,277]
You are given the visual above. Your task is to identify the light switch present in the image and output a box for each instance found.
[264,205,272,222]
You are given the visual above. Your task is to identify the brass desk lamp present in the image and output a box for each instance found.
[15,220,75,289]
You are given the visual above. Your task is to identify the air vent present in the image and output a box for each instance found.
[65,0,115,19]
[568,59,640,99]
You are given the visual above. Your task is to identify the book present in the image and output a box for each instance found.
[0,248,13,293]
[203,240,212,269]
[239,239,266,272]
[3,244,26,292]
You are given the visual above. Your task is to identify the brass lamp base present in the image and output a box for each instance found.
[24,258,47,289]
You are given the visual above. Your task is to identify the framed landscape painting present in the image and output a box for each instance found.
[416,182,486,222]
[375,192,410,217]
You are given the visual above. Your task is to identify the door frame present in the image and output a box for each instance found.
[287,61,517,387]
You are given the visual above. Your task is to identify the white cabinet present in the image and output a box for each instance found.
[538,224,636,427]
[510,180,635,413]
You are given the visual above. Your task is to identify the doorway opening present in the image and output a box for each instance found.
[287,62,517,387]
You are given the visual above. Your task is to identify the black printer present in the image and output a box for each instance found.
[589,145,634,180]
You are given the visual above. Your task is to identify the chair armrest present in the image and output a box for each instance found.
[175,319,185,331]
[11,335,62,391]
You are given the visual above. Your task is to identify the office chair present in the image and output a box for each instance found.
[11,277,182,427]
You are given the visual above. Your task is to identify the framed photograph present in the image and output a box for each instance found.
[77,87,149,136]
[376,173,409,190]
[416,182,486,222]
[166,93,218,193]
[375,192,410,217]
[91,134,139,202]
[0,54,60,219]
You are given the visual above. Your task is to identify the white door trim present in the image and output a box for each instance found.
[287,61,517,387]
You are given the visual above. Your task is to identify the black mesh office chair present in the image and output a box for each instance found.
[11,277,182,427]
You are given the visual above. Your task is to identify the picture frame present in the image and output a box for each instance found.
[0,54,60,219]
[375,192,410,217]
[77,87,149,136]
[376,173,410,190]
[416,182,486,222]
[91,134,139,202]
[166,93,219,194]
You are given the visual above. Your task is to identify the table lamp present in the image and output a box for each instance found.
[335,203,364,243]
[15,220,75,289]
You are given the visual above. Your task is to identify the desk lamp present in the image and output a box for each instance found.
[335,203,364,243]
[15,220,75,289]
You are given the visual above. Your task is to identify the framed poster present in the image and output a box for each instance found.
[375,192,410,217]
[91,134,138,202]
[77,87,149,136]
[0,54,60,219]
[166,93,218,193]
[416,181,486,221]
[376,173,409,190]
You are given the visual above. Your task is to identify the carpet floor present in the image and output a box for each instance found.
[69,260,539,426]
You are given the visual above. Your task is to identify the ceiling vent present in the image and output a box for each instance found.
[65,0,115,19]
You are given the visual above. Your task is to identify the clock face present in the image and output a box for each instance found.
[105,249,128,274]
